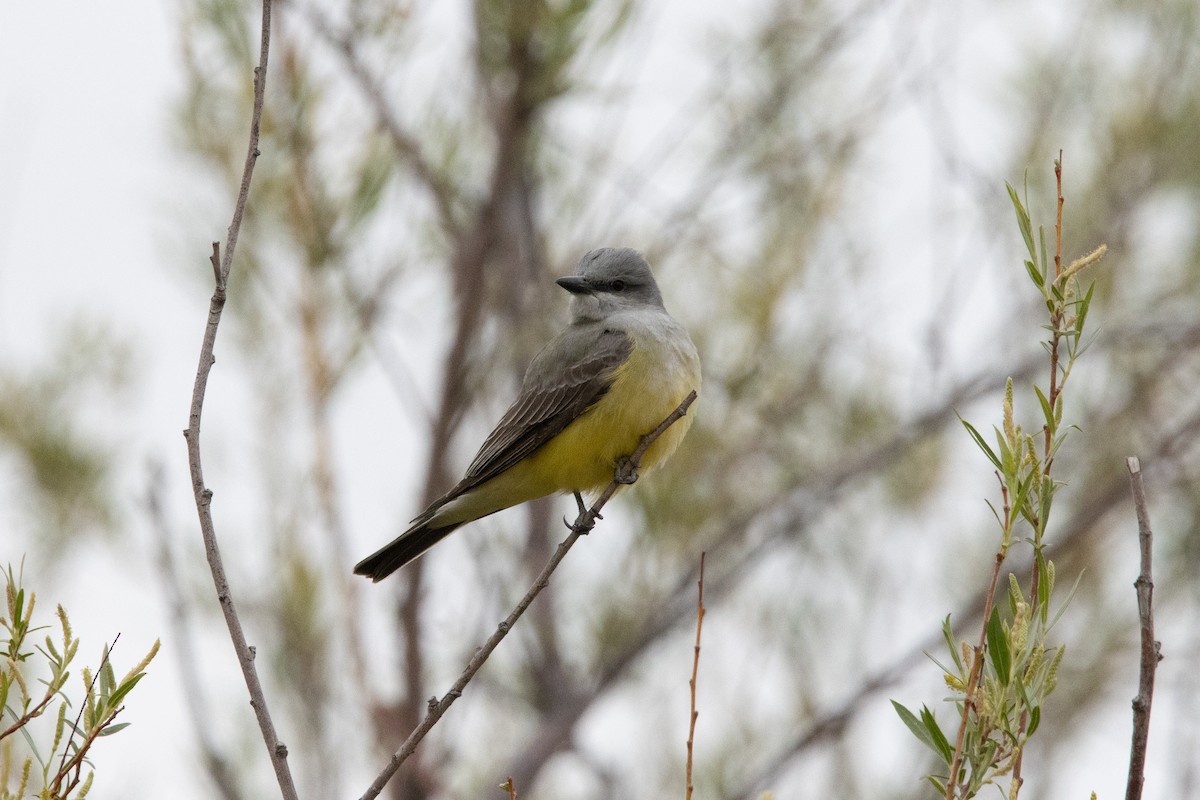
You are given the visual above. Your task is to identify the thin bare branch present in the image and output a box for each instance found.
[1125,455,1161,800]
[181,3,297,799]
[359,390,698,800]
[685,552,706,800]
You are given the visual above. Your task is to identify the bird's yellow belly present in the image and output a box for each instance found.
[432,342,698,526]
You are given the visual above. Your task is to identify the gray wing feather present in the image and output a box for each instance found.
[445,327,633,499]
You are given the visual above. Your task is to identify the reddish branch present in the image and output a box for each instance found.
[686,552,707,800]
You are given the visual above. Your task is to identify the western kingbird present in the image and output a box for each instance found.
[354,247,701,582]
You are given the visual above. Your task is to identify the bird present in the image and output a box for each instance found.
[354,247,701,582]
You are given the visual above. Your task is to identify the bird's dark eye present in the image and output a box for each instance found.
[611,279,627,292]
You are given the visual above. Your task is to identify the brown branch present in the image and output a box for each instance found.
[0,687,57,743]
[1125,455,1161,800]
[945,545,1007,800]
[685,552,706,800]
[181,3,297,800]
[52,637,119,795]
[358,390,698,800]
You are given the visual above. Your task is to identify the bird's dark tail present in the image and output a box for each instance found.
[353,522,462,582]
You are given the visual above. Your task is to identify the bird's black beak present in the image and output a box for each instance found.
[555,276,592,295]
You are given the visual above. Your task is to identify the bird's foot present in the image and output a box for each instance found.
[565,491,599,534]
[614,456,638,485]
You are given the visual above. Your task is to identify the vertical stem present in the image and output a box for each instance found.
[945,548,1006,800]
[686,552,707,800]
[183,3,297,799]
[1125,456,1161,800]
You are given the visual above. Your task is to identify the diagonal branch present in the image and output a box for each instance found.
[181,3,297,800]
[358,391,698,800]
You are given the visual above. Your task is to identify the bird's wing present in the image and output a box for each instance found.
[443,326,633,501]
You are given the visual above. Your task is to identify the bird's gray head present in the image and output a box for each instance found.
[556,248,665,321]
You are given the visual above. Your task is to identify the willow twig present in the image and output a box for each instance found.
[359,390,698,800]
[685,552,706,800]
[1124,456,1161,800]
[181,3,295,799]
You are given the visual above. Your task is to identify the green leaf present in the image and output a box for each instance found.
[920,705,955,764]
[984,499,1003,529]
[957,415,1002,471]
[1038,474,1055,536]
[994,428,1015,478]
[1006,182,1037,265]
[893,700,925,741]
[1039,225,1050,281]
[893,701,951,763]
[1010,474,1034,528]
[1034,385,1054,432]
[1075,281,1095,336]
[106,673,145,709]
[986,606,1011,685]
[1027,704,1041,738]
[1036,552,1051,624]
[97,721,130,737]
[1024,259,1043,291]
[942,615,963,673]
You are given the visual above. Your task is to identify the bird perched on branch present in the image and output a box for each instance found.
[354,247,701,582]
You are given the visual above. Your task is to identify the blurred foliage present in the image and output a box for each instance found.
[0,324,130,554]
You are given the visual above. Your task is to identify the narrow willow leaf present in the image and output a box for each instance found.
[893,700,949,761]
[1010,474,1034,528]
[942,616,963,673]
[1036,552,1051,625]
[986,606,1011,685]
[1039,225,1050,280]
[1027,704,1041,738]
[994,428,1015,477]
[1034,385,1054,431]
[958,415,1002,471]
[107,673,145,709]
[1024,259,1043,291]
[1007,182,1038,265]
[920,705,955,764]
[97,721,130,737]
[1075,281,1095,335]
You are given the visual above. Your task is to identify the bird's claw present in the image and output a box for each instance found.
[614,456,638,485]
[563,514,596,535]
